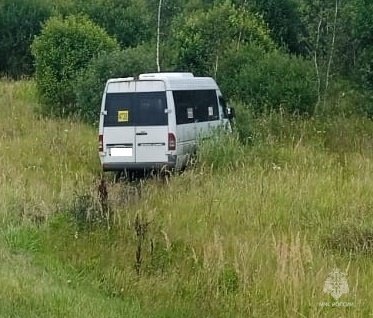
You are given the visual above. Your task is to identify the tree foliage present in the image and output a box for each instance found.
[0,0,52,78]
[73,0,153,48]
[172,3,274,76]
[354,0,373,90]
[218,45,318,115]
[235,0,308,54]
[0,0,370,120]
[31,15,119,115]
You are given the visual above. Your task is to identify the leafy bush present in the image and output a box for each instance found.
[356,48,373,91]
[172,2,274,76]
[74,0,152,48]
[75,44,157,123]
[0,0,52,78]
[218,45,318,115]
[31,15,119,116]
[245,0,307,54]
[354,0,373,50]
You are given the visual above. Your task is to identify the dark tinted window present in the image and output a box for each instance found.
[219,96,228,118]
[104,92,168,126]
[173,90,195,125]
[104,93,135,127]
[193,90,219,122]
[173,90,219,124]
[137,92,168,126]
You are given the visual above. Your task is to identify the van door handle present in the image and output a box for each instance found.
[136,131,148,136]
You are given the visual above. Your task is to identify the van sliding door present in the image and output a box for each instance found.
[173,90,197,155]
[173,89,220,154]
[192,90,220,137]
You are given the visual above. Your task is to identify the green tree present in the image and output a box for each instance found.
[354,0,373,90]
[74,0,153,48]
[0,0,52,78]
[230,0,308,54]
[218,45,317,115]
[172,3,274,76]
[145,0,218,71]
[253,0,306,54]
[295,0,351,111]
[31,15,119,116]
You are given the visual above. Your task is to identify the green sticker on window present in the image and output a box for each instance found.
[118,110,129,122]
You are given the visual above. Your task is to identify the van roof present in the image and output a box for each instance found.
[139,72,194,79]
[140,72,218,91]
[106,73,219,91]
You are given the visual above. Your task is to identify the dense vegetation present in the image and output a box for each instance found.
[31,15,119,116]
[0,0,372,119]
[0,0,372,316]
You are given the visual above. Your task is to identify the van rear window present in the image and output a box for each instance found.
[104,92,168,126]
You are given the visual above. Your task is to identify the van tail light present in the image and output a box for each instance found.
[168,133,176,151]
[99,134,103,152]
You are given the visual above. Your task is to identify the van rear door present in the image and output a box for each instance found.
[134,91,168,163]
[134,81,168,163]
[103,91,136,164]
[102,80,168,167]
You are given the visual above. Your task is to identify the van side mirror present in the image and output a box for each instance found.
[227,107,235,119]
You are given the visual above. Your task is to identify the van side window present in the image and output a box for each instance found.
[193,90,219,122]
[173,91,195,124]
[173,90,219,124]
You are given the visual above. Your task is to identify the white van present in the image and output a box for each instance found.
[98,72,233,172]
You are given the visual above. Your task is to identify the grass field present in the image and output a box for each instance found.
[1,80,373,317]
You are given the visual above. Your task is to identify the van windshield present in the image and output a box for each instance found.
[104,92,168,127]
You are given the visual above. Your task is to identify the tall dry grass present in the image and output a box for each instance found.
[1,80,373,317]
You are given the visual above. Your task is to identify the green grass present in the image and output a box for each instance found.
[1,80,373,317]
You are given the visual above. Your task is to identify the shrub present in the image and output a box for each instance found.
[31,15,119,116]
[0,0,52,78]
[75,44,157,123]
[356,48,373,91]
[172,2,274,76]
[247,0,307,54]
[218,45,318,115]
[74,0,153,48]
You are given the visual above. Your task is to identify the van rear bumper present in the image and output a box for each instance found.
[101,155,177,172]
[102,162,176,171]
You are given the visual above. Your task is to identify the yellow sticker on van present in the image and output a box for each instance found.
[118,110,129,122]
